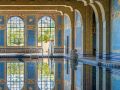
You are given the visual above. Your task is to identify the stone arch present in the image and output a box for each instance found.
[78,0,87,6]
[95,1,107,59]
[75,9,84,57]
[64,13,72,90]
[64,13,72,55]
[88,3,100,58]
[89,0,94,3]
[7,16,25,46]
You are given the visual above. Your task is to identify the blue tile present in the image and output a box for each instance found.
[0,62,4,79]
[27,62,36,79]
[58,30,62,47]
[27,30,35,46]
[0,16,4,25]
[58,63,62,80]
[57,15,62,25]
[0,30,4,46]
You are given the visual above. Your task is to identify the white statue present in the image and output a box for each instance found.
[29,87,33,90]
[70,49,78,70]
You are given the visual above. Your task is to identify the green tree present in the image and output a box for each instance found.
[38,63,51,76]
[38,29,52,43]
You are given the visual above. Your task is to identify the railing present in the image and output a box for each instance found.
[0,48,43,53]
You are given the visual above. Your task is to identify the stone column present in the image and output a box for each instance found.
[96,67,103,90]
[54,59,64,90]
[24,61,38,90]
[0,61,8,90]
[102,68,111,90]
[83,64,93,90]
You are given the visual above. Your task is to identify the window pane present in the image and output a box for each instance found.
[7,16,24,46]
[38,16,55,47]
[38,59,55,90]
[7,62,24,90]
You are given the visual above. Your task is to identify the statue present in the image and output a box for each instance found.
[28,87,33,90]
[70,49,78,70]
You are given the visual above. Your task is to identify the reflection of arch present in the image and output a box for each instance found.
[75,9,83,57]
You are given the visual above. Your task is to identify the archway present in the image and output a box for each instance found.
[7,16,24,46]
[38,16,55,54]
[75,9,83,57]
[64,13,71,90]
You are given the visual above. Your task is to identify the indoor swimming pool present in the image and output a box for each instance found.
[0,54,120,90]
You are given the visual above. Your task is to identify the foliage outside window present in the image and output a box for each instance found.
[38,16,55,46]
[38,61,55,90]
[7,62,24,90]
[7,16,24,46]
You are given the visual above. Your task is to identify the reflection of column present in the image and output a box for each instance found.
[96,67,102,90]
[102,68,111,90]
[83,64,93,90]
[75,63,83,90]
[0,62,8,90]
[24,62,38,90]
[54,59,64,90]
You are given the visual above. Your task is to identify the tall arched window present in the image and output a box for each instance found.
[7,62,24,90]
[75,10,83,55]
[7,16,24,46]
[64,14,71,75]
[38,16,55,51]
[64,14,71,55]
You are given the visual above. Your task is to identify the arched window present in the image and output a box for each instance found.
[75,10,83,54]
[7,62,24,90]
[38,16,55,47]
[64,14,71,74]
[64,14,71,55]
[7,16,24,46]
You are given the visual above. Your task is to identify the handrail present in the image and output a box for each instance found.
[0,48,43,53]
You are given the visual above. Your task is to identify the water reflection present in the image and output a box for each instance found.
[64,61,120,90]
[1,58,120,90]
[111,69,120,90]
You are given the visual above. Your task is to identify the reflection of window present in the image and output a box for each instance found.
[38,60,55,90]
[7,62,24,90]
[7,16,24,46]
[38,16,55,46]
